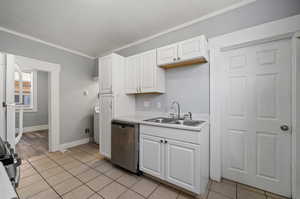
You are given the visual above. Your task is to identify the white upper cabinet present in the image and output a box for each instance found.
[99,55,112,94]
[125,55,140,94]
[157,35,208,68]
[178,35,207,62]
[125,50,165,94]
[156,43,178,66]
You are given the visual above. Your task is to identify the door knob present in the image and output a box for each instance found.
[280,125,289,131]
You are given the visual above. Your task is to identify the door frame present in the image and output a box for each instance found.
[14,55,61,152]
[209,14,300,198]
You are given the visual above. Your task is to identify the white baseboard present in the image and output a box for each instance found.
[58,138,90,151]
[16,124,49,133]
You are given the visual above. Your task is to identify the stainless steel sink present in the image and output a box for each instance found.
[144,117,204,127]
[143,117,174,123]
[183,120,205,126]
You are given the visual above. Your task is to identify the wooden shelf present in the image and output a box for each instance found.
[159,57,207,69]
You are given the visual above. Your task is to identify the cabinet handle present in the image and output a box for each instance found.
[160,140,163,143]
[164,140,168,144]
[173,58,176,61]
[177,57,181,60]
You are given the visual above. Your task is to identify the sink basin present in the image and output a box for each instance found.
[183,120,205,126]
[144,117,204,127]
[144,117,174,123]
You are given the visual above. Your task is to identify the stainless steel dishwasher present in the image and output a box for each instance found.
[111,120,140,174]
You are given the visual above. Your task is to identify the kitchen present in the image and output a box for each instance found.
[0,0,299,199]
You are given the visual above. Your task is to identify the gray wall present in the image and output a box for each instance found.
[117,0,300,114]
[23,71,49,127]
[0,31,98,144]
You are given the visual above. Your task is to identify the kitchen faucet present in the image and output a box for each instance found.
[171,101,181,120]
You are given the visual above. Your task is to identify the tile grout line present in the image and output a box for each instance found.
[26,160,64,199]
[57,148,149,198]
[22,144,179,199]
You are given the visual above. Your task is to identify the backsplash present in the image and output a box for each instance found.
[135,63,209,114]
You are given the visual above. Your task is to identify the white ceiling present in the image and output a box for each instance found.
[0,0,245,58]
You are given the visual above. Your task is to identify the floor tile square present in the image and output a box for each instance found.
[46,171,73,186]
[116,173,141,188]
[104,167,126,180]
[98,182,127,199]
[118,189,145,199]
[62,185,94,199]
[30,188,60,199]
[88,193,104,199]
[18,173,43,189]
[40,166,65,178]
[148,185,179,199]
[53,177,82,195]
[208,191,232,199]
[69,164,90,175]
[210,180,236,199]
[17,180,49,199]
[237,187,266,199]
[86,174,113,192]
[95,162,114,173]
[77,169,101,183]
[132,178,158,198]
[86,159,106,168]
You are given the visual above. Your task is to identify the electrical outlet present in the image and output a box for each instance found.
[85,128,90,134]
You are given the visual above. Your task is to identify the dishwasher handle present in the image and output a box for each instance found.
[112,121,136,129]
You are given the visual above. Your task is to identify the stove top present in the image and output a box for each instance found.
[0,137,15,166]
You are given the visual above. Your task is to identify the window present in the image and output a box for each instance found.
[15,71,37,112]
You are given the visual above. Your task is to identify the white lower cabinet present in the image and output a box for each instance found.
[165,140,200,193]
[139,125,208,194]
[140,135,164,179]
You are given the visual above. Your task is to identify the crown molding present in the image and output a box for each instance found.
[0,26,96,59]
[100,0,257,57]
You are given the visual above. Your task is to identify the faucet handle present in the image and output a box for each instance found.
[184,112,192,120]
[169,112,176,118]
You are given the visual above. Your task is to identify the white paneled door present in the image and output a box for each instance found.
[222,39,292,197]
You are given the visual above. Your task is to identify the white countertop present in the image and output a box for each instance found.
[114,112,209,132]
[0,163,18,199]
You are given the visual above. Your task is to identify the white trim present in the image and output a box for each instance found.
[0,27,95,60]
[0,54,5,140]
[209,14,300,199]
[100,0,257,56]
[16,124,48,133]
[292,32,300,199]
[58,138,90,151]
[13,55,61,152]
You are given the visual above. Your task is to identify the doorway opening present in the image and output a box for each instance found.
[15,70,50,159]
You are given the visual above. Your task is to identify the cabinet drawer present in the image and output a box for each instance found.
[140,125,201,145]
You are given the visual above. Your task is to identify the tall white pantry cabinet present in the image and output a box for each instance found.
[98,53,135,158]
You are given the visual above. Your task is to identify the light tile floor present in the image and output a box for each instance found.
[17,143,290,199]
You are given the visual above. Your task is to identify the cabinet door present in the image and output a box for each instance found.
[99,95,113,158]
[140,50,156,92]
[177,36,203,62]
[125,55,140,94]
[157,44,178,66]
[165,139,200,194]
[99,56,112,94]
[140,135,164,179]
